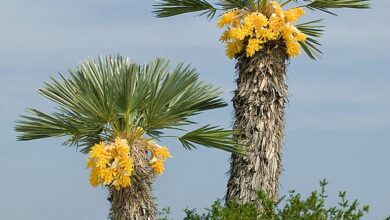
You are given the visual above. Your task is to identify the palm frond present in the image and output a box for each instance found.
[153,0,219,19]
[217,0,252,11]
[179,125,242,153]
[16,109,77,141]
[15,108,105,148]
[302,0,370,15]
[296,19,325,60]
[280,0,298,7]
[140,59,227,130]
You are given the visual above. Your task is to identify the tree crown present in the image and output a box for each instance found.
[153,0,370,59]
[16,55,240,154]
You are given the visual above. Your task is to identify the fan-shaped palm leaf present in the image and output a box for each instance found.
[16,55,240,154]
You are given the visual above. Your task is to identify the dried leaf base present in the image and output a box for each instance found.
[226,41,288,205]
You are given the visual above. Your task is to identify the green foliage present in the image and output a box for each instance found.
[217,0,254,11]
[296,19,324,60]
[163,180,373,220]
[15,55,240,154]
[153,0,218,19]
[158,207,173,220]
[179,125,241,152]
[302,0,370,15]
[184,199,260,220]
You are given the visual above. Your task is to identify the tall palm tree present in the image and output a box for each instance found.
[153,0,370,205]
[15,55,239,220]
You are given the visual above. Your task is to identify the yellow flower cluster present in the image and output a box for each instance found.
[217,1,307,59]
[146,141,172,175]
[87,134,172,190]
[87,138,133,190]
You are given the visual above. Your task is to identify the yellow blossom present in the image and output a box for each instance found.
[268,14,284,34]
[256,28,277,41]
[284,8,305,23]
[114,137,128,149]
[86,157,95,169]
[101,169,115,185]
[153,146,172,159]
[114,138,130,157]
[89,142,106,158]
[226,40,244,59]
[150,159,164,175]
[217,1,307,59]
[146,141,172,175]
[113,175,131,190]
[87,135,172,190]
[270,1,284,17]
[230,27,251,40]
[217,10,239,28]
[95,157,109,169]
[246,38,263,57]
[87,138,134,190]
[293,29,307,42]
[286,41,301,58]
[243,12,268,29]
[282,25,294,40]
[219,29,232,42]
[89,169,100,187]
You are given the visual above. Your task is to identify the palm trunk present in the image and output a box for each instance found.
[109,143,157,220]
[226,41,288,204]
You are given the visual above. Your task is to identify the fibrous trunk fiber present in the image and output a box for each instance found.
[109,143,156,220]
[226,41,288,204]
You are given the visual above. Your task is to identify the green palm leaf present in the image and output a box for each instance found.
[217,0,252,11]
[179,125,242,153]
[296,19,325,60]
[153,0,218,18]
[303,0,370,15]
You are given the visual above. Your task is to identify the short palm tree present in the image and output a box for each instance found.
[154,0,370,205]
[15,55,239,220]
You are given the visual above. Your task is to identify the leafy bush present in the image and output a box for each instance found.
[160,180,372,220]
[158,207,172,220]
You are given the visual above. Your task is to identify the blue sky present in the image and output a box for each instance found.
[1,0,389,219]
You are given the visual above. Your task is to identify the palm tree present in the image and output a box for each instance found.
[15,55,239,220]
[153,0,370,205]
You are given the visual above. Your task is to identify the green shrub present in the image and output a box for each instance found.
[160,180,373,220]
